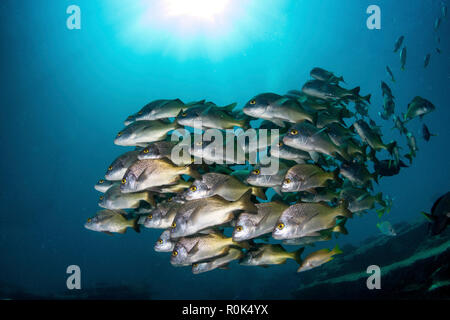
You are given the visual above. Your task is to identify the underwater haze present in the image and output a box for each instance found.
[0,0,449,299]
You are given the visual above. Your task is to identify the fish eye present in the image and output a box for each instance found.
[278,142,283,147]
[277,223,285,230]
[87,218,92,223]
[98,179,104,184]
[121,178,126,184]
[196,141,203,146]
[148,214,153,220]
[252,169,260,175]
[182,112,187,117]
[236,226,243,232]
[143,148,149,154]
[172,250,178,257]
[138,111,143,115]
[117,132,122,137]
[99,196,104,201]
[193,263,198,268]
[290,129,298,135]
[190,186,197,192]
[284,178,291,184]
[108,166,113,171]
[171,222,176,228]
[158,239,163,244]
[168,197,173,202]
[250,100,256,105]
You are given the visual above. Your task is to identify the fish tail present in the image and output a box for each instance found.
[291,247,305,265]
[333,221,348,235]
[233,239,252,250]
[143,191,156,207]
[363,94,371,104]
[371,172,379,184]
[332,244,343,256]
[251,187,267,200]
[237,117,250,130]
[130,218,141,233]
[404,153,413,164]
[236,189,257,213]
[338,76,345,84]
[421,211,435,222]
[332,167,340,182]
[350,86,360,96]
[386,141,397,155]
[337,148,351,162]
[337,199,353,219]
[375,192,384,205]
[185,165,202,179]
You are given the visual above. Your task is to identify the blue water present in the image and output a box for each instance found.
[0,0,449,299]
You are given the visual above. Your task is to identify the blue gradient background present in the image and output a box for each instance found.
[0,0,448,299]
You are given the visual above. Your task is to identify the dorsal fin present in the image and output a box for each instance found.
[219,102,237,112]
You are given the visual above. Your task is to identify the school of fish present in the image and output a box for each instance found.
[85,3,447,273]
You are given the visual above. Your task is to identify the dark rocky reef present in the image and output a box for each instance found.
[292,221,450,299]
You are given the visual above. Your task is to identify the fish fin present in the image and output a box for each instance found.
[272,186,283,196]
[309,151,320,163]
[235,240,252,250]
[200,106,213,115]
[376,208,386,218]
[102,231,114,236]
[333,223,348,235]
[337,199,353,219]
[351,86,361,96]
[185,165,202,179]
[363,94,371,104]
[257,234,271,241]
[404,153,413,164]
[143,192,156,207]
[311,111,319,127]
[421,212,435,222]
[270,119,286,127]
[259,265,271,268]
[386,141,397,155]
[219,263,230,270]
[332,244,343,255]
[251,187,267,200]
[292,247,305,265]
[312,126,329,136]
[255,212,271,228]
[274,97,290,105]
[214,164,234,175]
[186,99,205,106]
[131,218,141,233]
[188,241,201,255]
[220,102,237,112]
[236,189,257,213]
[237,117,250,130]
[117,228,127,234]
